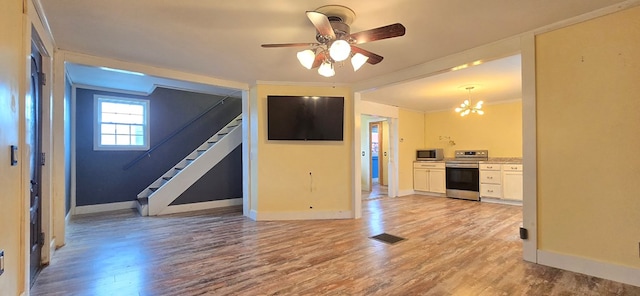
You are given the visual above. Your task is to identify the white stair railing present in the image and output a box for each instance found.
[137,114,242,216]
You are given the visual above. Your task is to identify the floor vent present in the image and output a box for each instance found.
[370,233,405,245]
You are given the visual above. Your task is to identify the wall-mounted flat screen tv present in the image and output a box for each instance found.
[267,95,344,141]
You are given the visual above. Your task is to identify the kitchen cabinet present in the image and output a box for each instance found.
[413,162,445,194]
[480,163,523,202]
[502,164,523,201]
[480,164,502,198]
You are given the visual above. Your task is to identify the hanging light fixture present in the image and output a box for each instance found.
[350,53,369,71]
[317,60,335,77]
[296,43,369,77]
[455,86,484,116]
[329,40,351,62]
[296,49,316,69]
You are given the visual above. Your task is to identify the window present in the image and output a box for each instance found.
[94,95,149,150]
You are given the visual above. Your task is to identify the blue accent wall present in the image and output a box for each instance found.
[75,87,242,206]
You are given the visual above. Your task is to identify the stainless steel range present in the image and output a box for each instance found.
[445,150,488,201]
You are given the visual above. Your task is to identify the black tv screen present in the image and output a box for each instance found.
[267,95,344,141]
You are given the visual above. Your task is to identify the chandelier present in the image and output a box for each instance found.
[296,42,369,77]
[455,86,484,116]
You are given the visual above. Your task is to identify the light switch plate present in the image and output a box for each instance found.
[0,250,4,276]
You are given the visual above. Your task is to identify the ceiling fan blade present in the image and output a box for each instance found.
[351,46,384,65]
[349,23,406,44]
[261,43,319,48]
[311,51,328,69]
[306,11,336,40]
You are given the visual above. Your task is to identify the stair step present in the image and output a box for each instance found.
[218,132,229,136]
[174,167,184,171]
[149,187,159,192]
[138,197,148,204]
[207,141,218,144]
[162,176,172,181]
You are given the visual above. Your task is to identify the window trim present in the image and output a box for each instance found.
[93,95,150,151]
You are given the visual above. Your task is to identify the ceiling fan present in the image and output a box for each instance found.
[261,5,406,77]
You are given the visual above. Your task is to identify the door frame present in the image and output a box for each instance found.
[368,121,384,187]
[28,35,45,283]
[25,3,56,290]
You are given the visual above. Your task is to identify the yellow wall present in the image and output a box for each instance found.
[424,101,522,158]
[0,0,25,294]
[398,108,425,192]
[254,84,353,214]
[536,6,640,268]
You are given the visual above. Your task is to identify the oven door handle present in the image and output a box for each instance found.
[446,163,478,169]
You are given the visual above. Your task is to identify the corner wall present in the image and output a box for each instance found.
[536,4,640,282]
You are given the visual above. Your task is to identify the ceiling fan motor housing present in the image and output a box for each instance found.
[316,19,351,43]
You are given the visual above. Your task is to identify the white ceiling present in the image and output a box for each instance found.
[40,0,626,111]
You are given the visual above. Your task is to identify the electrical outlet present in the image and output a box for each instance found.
[0,250,4,276]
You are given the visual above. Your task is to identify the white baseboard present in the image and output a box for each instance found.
[537,250,640,287]
[481,197,523,206]
[398,189,415,196]
[251,209,353,221]
[158,198,242,215]
[74,201,137,215]
[413,191,447,198]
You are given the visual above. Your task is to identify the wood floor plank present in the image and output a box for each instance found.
[30,196,640,295]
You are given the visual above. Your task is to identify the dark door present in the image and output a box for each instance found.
[29,38,44,283]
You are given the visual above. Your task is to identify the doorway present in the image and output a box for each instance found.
[28,35,45,282]
[363,120,388,200]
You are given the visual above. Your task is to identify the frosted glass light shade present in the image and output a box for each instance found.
[297,49,316,69]
[329,40,351,62]
[318,61,335,77]
[351,53,369,71]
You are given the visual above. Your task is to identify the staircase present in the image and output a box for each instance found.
[137,114,242,216]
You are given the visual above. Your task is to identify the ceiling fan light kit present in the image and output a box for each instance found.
[261,5,406,77]
[318,61,335,77]
[351,53,369,71]
[297,49,316,69]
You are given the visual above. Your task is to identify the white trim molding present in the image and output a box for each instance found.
[159,198,242,215]
[538,250,640,287]
[398,189,415,197]
[74,201,137,215]
[251,210,353,221]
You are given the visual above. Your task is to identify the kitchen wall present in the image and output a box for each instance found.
[536,5,640,269]
[398,108,426,194]
[251,84,353,219]
[424,101,522,158]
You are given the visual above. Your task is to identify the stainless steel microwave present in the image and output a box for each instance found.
[416,148,444,161]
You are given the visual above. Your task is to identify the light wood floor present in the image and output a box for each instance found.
[362,184,388,201]
[31,195,639,295]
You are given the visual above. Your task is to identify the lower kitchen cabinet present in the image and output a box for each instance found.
[480,164,502,198]
[502,165,523,200]
[480,163,523,201]
[413,162,445,194]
